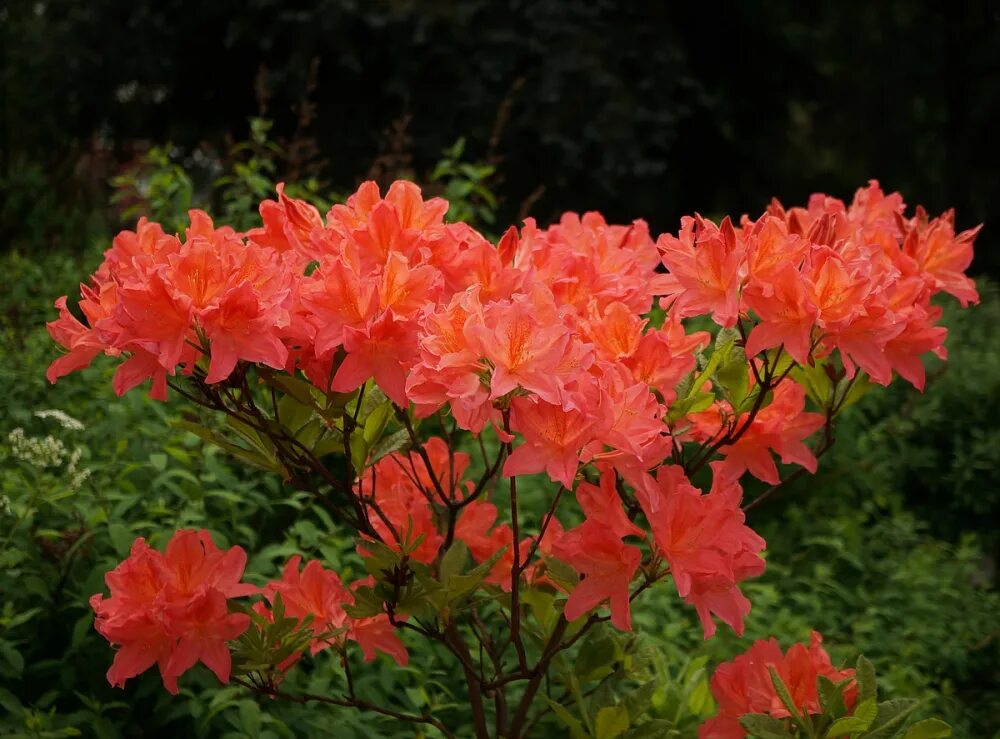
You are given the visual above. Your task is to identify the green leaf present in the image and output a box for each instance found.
[276,393,314,434]
[852,697,878,727]
[715,327,741,353]
[542,555,580,592]
[827,716,870,737]
[361,540,404,578]
[595,705,630,739]
[666,390,716,422]
[862,699,920,738]
[621,683,656,722]
[522,588,557,633]
[369,429,410,465]
[765,348,796,376]
[445,545,508,604]
[817,675,848,719]
[106,521,135,557]
[238,701,262,736]
[0,642,24,675]
[177,420,286,476]
[768,667,805,726]
[576,628,621,683]
[856,656,877,703]
[350,427,369,472]
[791,360,833,407]
[546,698,589,739]
[438,541,470,584]
[262,372,319,407]
[0,687,23,718]
[344,586,385,618]
[827,698,878,736]
[836,373,872,414]
[226,415,277,461]
[362,400,393,447]
[716,346,750,409]
[686,674,713,716]
[902,718,952,739]
[738,713,795,738]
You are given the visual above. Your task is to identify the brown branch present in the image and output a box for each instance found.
[502,411,529,673]
[233,676,455,738]
[517,485,565,575]
[507,616,570,738]
[444,621,491,739]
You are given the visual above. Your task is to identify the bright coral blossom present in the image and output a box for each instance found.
[90,529,254,694]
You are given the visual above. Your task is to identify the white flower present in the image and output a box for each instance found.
[34,409,85,432]
[8,428,68,468]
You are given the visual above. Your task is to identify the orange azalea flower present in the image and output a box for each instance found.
[261,559,407,666]
[247,182,324,258]
[743,264,818,364]
[692,383,825,485]
[90,530,253,694]
[504,397,596,488]
[658,215,744,327]
[700,631,856,738]
[637,464,765,637]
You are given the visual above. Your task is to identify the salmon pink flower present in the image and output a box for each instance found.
[700,631,857,738]
[46,296,108,383]
[247,183,324,257]
[330,311,419,407]
[471,297,569,405]
[90,530,253,694]
[903,209,981,307]
[692,383,825,485]
[658,216,744,327]
[743,265,818,364]
[551,467,643,630]
[261,559,407,666]
[637,464,765,637]
[504,397,596,489]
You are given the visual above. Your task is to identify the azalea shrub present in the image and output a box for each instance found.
[46,178,979,738]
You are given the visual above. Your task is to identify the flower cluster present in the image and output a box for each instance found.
[701,631,857,738]
[258,556,408,667]
[90,530,408,694]
[659,181,979,389]
[7,427,69,468]
[90,530,255,693]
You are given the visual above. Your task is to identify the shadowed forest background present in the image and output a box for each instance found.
[2,1,999,275]
[1,2,1000,737]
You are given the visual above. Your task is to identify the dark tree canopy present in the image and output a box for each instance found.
[1,0,997,274]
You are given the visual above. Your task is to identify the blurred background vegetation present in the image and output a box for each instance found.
[1,1,998,737]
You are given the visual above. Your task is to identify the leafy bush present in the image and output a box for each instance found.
[3,137,997,736]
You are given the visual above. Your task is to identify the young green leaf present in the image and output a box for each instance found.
[595,705,630,739]
[768,666,805,726]
[855,656,877,703]
[901,718,951,739]
[738,713,795,739]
